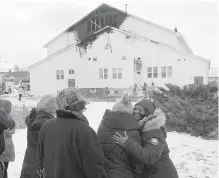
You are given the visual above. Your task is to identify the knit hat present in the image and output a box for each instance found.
[38,94,58,114]
[112,94,133,114]
[135,98,156,116]
[56,87,86,112]
[0,100,12,114]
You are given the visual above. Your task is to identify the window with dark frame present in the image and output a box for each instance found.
[118,68,122,79]
[104,68,108,79]
[167,66,172,77]
[61,70,64,79]
[56,70,60,80]
[99,69,103,79]
[113,68,117,79]
[147,67,152,78]
[161,67,166,78]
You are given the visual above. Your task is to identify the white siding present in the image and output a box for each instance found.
[31,30,209,96]
[119,16,190,53]
[46,31,78,56]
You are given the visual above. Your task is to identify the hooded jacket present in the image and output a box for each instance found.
[20,108,54,178]
[36,109,106,178]
[122,109,178,178]
[97,110,143,178]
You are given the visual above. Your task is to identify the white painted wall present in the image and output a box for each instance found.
[119,16,190,54]
[31,29,209,96]
[46,31,78,56]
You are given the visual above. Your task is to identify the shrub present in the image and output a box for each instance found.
[152,83,218,140]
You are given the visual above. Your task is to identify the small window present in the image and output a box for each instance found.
[69,70,71,74]
[99,69,103,79]
[153,67,158,78]
[61,70,64,79]
[167,66,172,77]
[161,67,166,78]
[104,68,108,79]
[178,59,180,61]
[72,70,74,74]
[122,56,126,60]
[118,68,122,79]
[113,68,117,79]
[93,57,97,61]
[56,70,60,80]
[147,67,152,78]
[125,35,131,39]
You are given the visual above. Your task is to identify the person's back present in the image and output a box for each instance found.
[37,88,106,178]
[97,95,143,178]
[20,95,57,178]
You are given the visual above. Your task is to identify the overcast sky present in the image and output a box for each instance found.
[0,0,218,71]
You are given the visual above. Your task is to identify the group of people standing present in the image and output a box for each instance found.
[1,87,178,178]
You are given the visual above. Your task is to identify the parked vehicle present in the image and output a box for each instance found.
[1,77,14,94]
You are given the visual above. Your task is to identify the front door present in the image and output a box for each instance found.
[194,76,203,85]
[68,79,75,88]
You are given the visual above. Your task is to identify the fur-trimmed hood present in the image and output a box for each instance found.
[139,108,166,132]
[56,109,89,124]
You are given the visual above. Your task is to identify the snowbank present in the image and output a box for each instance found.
[1,95,217,178]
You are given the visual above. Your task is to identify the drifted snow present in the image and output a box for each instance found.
[2,95,217,178]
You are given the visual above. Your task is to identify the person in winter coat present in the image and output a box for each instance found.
[0,128,15,178]
[36,87,106,178]
[20,94,57,178]
[113,98,178,178]
[0,100,15,178]
[97,94,143,178]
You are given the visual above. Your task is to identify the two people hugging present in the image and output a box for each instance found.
[97,94,178,178]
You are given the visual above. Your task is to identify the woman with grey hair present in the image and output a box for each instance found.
[20,94,58,178]
[97,94,143,178]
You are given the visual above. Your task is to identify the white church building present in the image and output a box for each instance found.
[29,3,210,98]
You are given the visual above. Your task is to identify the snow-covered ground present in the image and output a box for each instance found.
[1,94,217,178]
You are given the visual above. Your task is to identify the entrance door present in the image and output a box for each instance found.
[68,79,75,88]
[194,76,203,85]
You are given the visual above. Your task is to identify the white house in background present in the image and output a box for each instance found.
[29,3,210,97]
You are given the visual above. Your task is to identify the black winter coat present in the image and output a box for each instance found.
[20,108,54,178]
[36,109,106,178]
[122,109,178,178]
[0,108,15,155]
[97,110,143,178]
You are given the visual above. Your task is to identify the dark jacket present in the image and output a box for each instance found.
[97,110,143,178]
[20,108,54,178]
[0,108,15,156]
[123,109,178,178]
[36,109,106,178]
[0,128,15,162]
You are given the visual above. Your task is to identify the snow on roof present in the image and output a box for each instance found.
[30,26,209,69]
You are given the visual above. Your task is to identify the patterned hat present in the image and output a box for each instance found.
[56,88,86,111]
[112,94,133,114]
